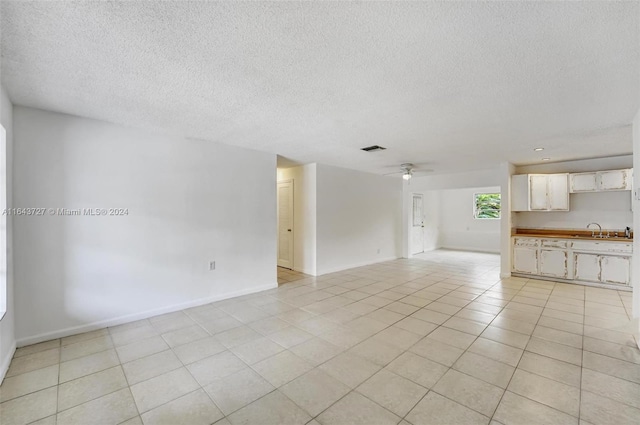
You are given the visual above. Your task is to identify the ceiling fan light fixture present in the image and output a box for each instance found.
[400,163,414,181]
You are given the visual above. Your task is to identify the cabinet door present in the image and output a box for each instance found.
[539,249,568,278]
[513,247,538,274]
[600,256,630,285]
[529,175,548,210]
[548,174,569,210]
[599,170,630,191]
[511,175,530,212]
[574,253,600,282]
[571,173,597,192]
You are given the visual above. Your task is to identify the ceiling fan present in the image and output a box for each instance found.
[384,163,433,181]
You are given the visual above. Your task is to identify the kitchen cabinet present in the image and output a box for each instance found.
[574,253,600,282]
[513,246,538,274]
[574,253,631,286]
[512,236,632,288]
[599,255,630,285]
[539,249,568,278]
[571,173,598,192]
[547,174,570,210]
[511,174,569,211]
[529,175,548,210]
[570,169,632,193]
[513,238,539,274]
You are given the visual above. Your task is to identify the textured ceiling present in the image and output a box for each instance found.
[1,1,639,175]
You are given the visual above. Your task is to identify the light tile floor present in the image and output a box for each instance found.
[2,250,640,425]
[278,267,310,285]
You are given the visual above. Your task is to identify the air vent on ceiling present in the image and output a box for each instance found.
[361,145,386,152]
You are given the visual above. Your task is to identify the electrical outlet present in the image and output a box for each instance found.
[377,248,381,254]
[209,261,216,271]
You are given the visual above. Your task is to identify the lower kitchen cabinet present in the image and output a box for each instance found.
[539,249,568,278]
[513,246,538,274]
[513,236,632,288]
[600,255,631,285]
[574,253,631,285]
[574,253,600,282]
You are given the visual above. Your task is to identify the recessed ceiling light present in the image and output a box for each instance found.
[542,158,551,161]
[534,147,544,152]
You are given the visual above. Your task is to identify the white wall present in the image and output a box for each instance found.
[404,169,502,257]
[0,86,15,382]
[500,162,516,278]
[316,164,402,275]
[438,186,501,253]
[13,107,277,345]
[515,156,633,231]
[633,110,640,326]
[277,164,317,275]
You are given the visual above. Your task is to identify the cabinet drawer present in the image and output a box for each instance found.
[514,238,539,247]
[571,241,632,253]
[541,239,568,249]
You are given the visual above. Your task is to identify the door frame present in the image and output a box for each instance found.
[277,179,294,269]
[411,193,424,255]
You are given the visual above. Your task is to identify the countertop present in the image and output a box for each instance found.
[513,228,633,242]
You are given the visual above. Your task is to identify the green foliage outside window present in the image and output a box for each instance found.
[474,193,501,219]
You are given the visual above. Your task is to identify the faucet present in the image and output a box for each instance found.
[587,222,602,238]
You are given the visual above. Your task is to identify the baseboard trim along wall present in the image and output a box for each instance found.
[292,267,317,276]
[0,341,17,384]
[439,245,500,255]
[316,256,400,276]
[16,282,277,347]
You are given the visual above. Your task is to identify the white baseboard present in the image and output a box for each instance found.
[439,245,500,254]
[292,266,317,276]
[16,282,277,347]
[500,272,512,279]
[0,340,16,384]
[316,256,399,276]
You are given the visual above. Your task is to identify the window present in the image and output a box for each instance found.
[474,193,501,219]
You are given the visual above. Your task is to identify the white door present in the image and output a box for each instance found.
[277,180,294,269]
[529,175,548,210]
[547,174,569,210]
[410,194,424,255]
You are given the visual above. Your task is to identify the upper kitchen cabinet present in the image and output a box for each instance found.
[512,173,569,212]
[569,169,632,193]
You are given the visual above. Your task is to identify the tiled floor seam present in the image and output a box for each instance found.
[578,287,587,423]
[110,334,142,421]
[486,280,575,422]
[3,254,637,425]
[396,280,515,424]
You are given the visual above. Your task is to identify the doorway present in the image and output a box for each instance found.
[410,193,424,255]
[277,179,294,269]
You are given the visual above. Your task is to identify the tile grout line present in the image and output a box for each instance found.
[395,275,527,423]
[4,255,640,425]
[485,278,578,422]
